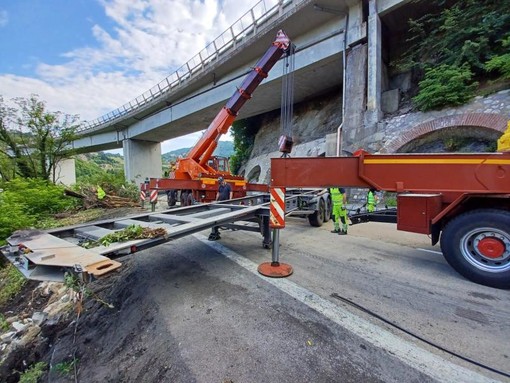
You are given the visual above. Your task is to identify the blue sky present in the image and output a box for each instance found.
[0,0,263,153]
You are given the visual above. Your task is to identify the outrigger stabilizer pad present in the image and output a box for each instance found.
[258,262,293,278]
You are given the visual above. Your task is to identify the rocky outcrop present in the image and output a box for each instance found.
[240,89,342,183]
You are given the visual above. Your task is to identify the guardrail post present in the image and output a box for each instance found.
[140,182,149,208]
[258,187,293,277]
[150,190,158,212]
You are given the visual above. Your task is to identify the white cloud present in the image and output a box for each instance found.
[0,0,255,150]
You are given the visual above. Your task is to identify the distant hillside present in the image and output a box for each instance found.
[162,140,234,163]
[77,141,234,174]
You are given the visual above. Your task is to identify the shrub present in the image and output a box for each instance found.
[0,178,80,242]
[1,178,79,216]
[230,116,261,174]
[485,35,510,79]
[0,313,9,332]
[0,198,36,242]
[413,64,478,111]
[18,362,47,383]
[74,168,138,201]
[0,263,27,307]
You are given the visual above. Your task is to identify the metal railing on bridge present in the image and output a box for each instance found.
[79,0,306,133]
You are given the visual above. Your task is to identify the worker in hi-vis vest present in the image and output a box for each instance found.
[329,187,348,235]
[366,188,377,213]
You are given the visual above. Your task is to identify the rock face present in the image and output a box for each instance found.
[240,89,343,183]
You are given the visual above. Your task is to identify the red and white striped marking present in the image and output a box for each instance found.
[270,187,285,228]
[140,190,146,202]
[150,190,158,204]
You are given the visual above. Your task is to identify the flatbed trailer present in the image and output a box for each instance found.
[270,150,510,289]
[1,194,271,282]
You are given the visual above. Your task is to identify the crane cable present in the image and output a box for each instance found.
[280,44,296,158]
[330,292,510,379]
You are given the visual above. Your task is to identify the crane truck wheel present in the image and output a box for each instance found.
[440,209,510,289]
[308,199,326,227]
[167,190,177,207]
[324,196,332,222]
[180,191,188,206]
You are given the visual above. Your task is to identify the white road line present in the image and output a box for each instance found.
[195,233,502,383]
[417,248,443,255]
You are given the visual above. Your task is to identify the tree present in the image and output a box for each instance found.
[401,0,510,73]
[0,95,80,182]
[396,0,510,110]
[413,64,478,111]
[229,116,261,174]
[485,36,510,79]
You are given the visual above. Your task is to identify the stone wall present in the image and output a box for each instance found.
[377,89,510,153]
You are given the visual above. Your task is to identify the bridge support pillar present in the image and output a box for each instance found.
[365,0,383,126]
[123,139,162,185]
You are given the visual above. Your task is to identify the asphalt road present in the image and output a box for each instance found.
[134,216,510,383]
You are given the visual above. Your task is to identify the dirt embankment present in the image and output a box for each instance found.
[0,207,147,383]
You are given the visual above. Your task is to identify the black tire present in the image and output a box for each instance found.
[180,191,188,206]
[167,190,177,207]
[440,209,510,289]
[308,199,325,227]
[324,196,332,223]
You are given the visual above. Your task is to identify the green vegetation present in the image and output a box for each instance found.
[412,64,478,111]
[230,116,261,174]
[161,141,233,164]
[18,362,47,383]
[75,153,123,181]
[81,224,167,248]
[0,313,10,331]
[76,167,139,201]
[0,178,79,241]
[398,0,510,111]
[382,193,397,207]
[0,263,27,306]
[52,359,78,376]
[0,95,79,182]
[485,36,510,79]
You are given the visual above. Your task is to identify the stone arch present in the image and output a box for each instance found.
[385,113,509,153]
[246,165,261,183]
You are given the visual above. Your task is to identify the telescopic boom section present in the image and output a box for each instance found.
[174,30,291,180]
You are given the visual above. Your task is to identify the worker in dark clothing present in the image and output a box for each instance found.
[208,177,233,240]
[216,176,233,202]
[329,187,348,235]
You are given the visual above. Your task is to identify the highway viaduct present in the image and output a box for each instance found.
[71,0,420,185]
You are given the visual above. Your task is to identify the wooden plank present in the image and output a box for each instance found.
[85,259,122,277]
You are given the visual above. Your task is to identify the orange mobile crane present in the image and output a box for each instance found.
[143,30,291,207]
[270,125,510,289]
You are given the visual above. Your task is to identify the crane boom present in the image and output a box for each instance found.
[173,30,291,180]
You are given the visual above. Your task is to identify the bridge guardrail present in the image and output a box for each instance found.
[79,0,305,133]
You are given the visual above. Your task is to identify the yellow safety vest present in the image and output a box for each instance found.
[330,188,343,205]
